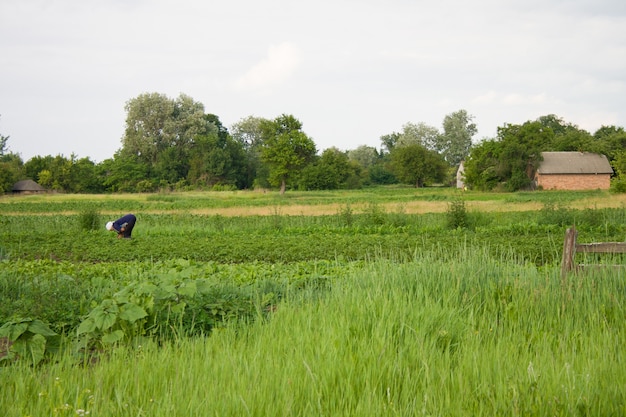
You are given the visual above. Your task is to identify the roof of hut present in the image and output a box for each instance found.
[12,179,46,192]
[537,152,613,175]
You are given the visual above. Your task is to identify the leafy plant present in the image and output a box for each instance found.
[0,318,59,366]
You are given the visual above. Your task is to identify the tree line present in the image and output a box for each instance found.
[1,93,626,194]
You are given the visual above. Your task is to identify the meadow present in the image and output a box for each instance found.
[1,187,625,416]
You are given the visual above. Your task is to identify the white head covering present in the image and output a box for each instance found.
[106,221,114,231]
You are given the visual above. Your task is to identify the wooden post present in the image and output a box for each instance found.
[561,226,578,278]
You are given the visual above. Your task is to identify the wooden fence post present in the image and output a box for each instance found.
[561,225,577,278]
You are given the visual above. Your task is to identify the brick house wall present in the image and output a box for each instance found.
[536,173,611,190]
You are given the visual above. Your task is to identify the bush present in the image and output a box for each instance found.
[610,176,626,193]
[446,197,467,229]
[78,208,100,231]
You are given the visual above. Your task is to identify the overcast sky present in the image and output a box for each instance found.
[1,0,625,162]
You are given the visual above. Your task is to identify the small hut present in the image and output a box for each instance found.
[12,179,46,194]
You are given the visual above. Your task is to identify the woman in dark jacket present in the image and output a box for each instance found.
[106,214,137,239]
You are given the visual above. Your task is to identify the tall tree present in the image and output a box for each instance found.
[121,92,209,184]
[496,121,554,191]
[397,122,441,151]
[439,110,477,166]
[260,114,317,194]
[389,143,447,187]
[122,92,176,166]
[347,145,379,169]
[188,117,247,188]
[380,132,401,154]
[230,116,269,188]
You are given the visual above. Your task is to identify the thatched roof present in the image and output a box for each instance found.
[12,179,46,192]
[537,152,613,175]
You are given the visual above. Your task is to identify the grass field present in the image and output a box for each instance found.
[1,187,625,416]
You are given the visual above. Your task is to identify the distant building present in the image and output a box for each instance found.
[11,179,46,194]
[535,152,613,190]
[456,161,465,189]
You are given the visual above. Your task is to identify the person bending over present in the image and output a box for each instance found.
[106,214,137,239]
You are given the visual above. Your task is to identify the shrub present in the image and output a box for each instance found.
[446,197,467,229]
[610,176,626,193]
[78,208,100,231]
[337,204,354,227]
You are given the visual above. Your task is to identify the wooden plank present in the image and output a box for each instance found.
[578,264,626,273]
[575,242,626,254]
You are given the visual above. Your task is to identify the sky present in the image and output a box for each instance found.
[1,0,625,163]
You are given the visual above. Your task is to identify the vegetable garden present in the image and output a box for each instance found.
[1,188,625,416]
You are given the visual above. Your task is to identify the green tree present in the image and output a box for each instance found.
[462,139,503,191]
[299,147,361,190]
[347,145,379,169]
[229,116,268,188]
[122,92,176,166]
[260,114,317,194]
[439,110,477,166]
[188,117,247,188]
[0,117,22,193]
[593,125,626,161]
[0,153,23,193]
[389,143,447,187]
[121,92,210,185]
[397,122,441,151]
[99,152,150,192]
[496,121,553,191]
[68,156,102,193]
[23,155,53,182]
[380,132,401,154]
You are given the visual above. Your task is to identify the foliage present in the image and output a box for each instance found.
[78,207,101,231]
[260,114,317,194]
[0,318,59,366]
[5,104,626,195]
[389,143,448,187]
[0,153,23,193]
[396,121,441,150]
[446,196,468,229]
[299,147,362,190]
[439,109,477,166]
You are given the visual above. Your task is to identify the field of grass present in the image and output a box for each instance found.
[1,188,625,416]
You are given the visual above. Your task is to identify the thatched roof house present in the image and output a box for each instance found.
[12,179,46,194]
[535,152,613,190]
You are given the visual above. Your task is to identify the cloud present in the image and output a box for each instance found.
[233,42,301,92]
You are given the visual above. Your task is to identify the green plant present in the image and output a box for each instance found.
[0,318,60,365]
[78,208,100,231]
[446,197,467,229]
[337,203,354,227]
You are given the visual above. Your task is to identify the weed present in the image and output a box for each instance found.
[337,204,354,227]
[78,208,100,231]
[446,197,467,229]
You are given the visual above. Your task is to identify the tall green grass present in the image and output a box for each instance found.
[3,251,624,416]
